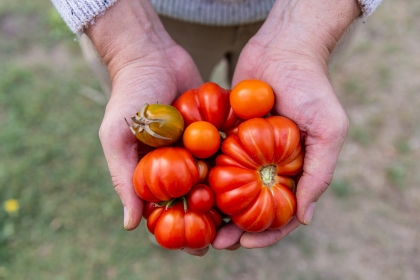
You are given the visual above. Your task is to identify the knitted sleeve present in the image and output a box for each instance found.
[358,0,383,17]
[51,0,384,34]
[50,0,117,34]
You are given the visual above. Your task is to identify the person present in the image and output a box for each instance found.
[51,0,382,256]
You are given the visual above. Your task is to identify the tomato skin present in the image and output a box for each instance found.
[128,104,184,147]
[183,121,221,159]
[195,160,210,183]
[172,82,241,132]
[230,80,275,119]
[208,116,303,232]
[147,201,218,250]
[207,208,223,228]
[133,147,199,202]
[187,184,215,213]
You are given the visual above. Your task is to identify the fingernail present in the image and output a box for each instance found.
[123,206,129,228]
[303,202,316,225]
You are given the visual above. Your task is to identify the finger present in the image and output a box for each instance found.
[99,116,143,230]
[225,242,241,251]
[296,116,349,225]
[240,217,300,248]
[181,247,209,257]
[212,222,244,250]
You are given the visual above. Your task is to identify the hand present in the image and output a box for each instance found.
[85,0,206,256]
[213,0,361,250]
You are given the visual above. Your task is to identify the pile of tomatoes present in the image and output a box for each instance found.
[128,80,304,251]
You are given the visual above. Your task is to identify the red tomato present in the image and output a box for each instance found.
[187,184,215,213]
[172,82,241,132]
[133,147,199,202]
[230,80,275,119]
[195,160,210,183]
[208,116,303,232]
[183,121,220,159]
[207,208,223,229]
[145,201,220,250]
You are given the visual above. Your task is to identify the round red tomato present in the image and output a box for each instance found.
[208,116,303,232]
[144,201,221,250]
[230,80,275,119]
[133,147,199,202]
[172,82,241,132]
[183,121,221,159]
[187,184,215,213]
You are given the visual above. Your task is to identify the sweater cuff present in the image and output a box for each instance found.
[357,0,383,17]
[51,0,118,34]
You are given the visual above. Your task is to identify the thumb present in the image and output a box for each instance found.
[99,116,144,230]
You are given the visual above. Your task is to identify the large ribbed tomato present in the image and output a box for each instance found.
[172,82,241,132]
[133,147,199,202]
[143,201,222,250]
[208,116,304,232]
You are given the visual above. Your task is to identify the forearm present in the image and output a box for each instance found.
[84,0,173,81]
[257,0,361,64]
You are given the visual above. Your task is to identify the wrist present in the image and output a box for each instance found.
[256,0,361,64]
[84,0,173,80]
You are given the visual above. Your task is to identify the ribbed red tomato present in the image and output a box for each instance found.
[143,201,222,250]
[133,147,199,202]
[208,116,304,232]
[172,82,241,132]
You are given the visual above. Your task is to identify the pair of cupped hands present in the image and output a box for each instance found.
[85,0,360,256]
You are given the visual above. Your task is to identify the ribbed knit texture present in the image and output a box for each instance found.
[51,0,117,33]
[150,0,275,26]
[51,0,384,34]
[358,0,383,17]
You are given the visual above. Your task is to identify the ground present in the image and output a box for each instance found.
[0,1,419,279]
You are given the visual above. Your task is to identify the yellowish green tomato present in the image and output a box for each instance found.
[127,103,184,147]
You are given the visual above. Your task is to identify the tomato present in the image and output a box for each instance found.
[195,160,210,183]
[208,116,304,232]
[144,200,220,250]
[230,80,275,119]
[127,103,184,147]
[183,121,221,159]
[187,184,215,213]
[172,82,241,132]
[133,147,199,202]
[207,208,223,228]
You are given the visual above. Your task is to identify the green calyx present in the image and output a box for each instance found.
[155,196,188,211]
[259,165,277,187]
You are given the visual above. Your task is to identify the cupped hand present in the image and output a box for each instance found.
[85,0,205,256]
[212,0,360,250]
[99,42,202,230]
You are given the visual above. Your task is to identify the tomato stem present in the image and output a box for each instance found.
[260,165,276,187]
[127,103,172,140]
[181,196,188,211]
[163,198,177,209]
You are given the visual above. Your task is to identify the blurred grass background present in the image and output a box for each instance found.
[0,0,419,279]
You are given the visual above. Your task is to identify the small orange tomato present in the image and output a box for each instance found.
[183,121,220,159]
[230,79,275,119]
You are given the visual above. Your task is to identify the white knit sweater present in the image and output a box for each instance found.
[51,0,383,34]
